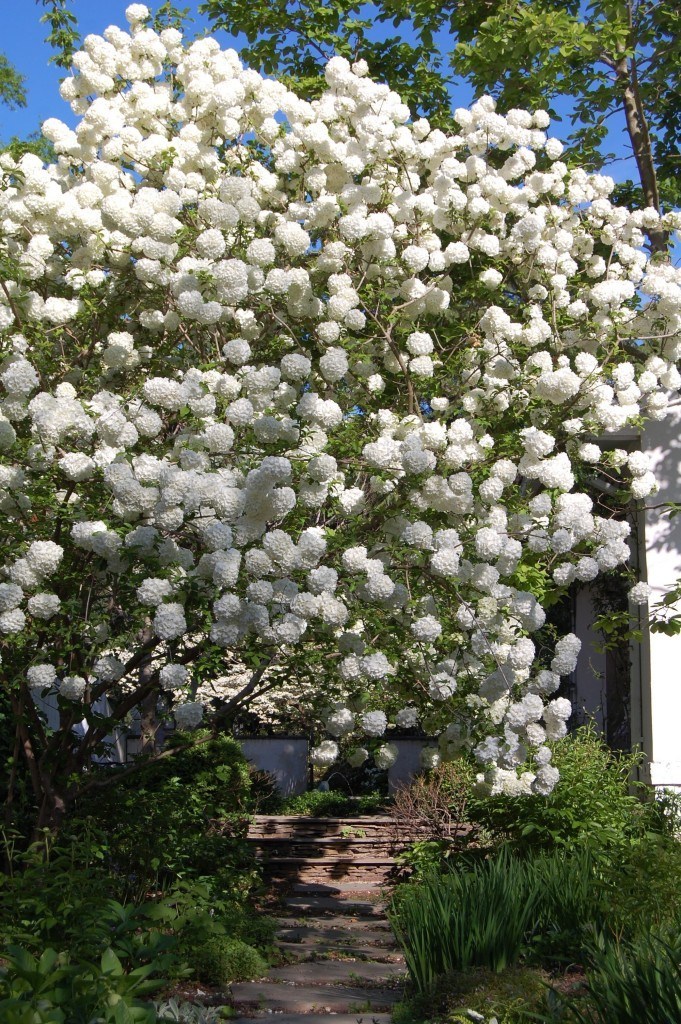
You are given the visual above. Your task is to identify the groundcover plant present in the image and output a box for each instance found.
[1,3,680,827]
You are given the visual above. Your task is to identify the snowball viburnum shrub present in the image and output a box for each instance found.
[2,13,680,817]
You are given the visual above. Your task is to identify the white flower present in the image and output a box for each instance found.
[480,268,503,289]
[411,615,442,642]
[160,664,189,690]
[628,582,652,605]
[27,664,57,689]
[326,707,355,737]
[319,347,349,383]
[551,633,581,675]
[396,707,419,729]
[60,675,87,701]
[137,578,173,606]
[27,593,61,620]
[125,3,149,23]
[347,747,369,768]
[359,710,387,737]
[153,603,187,640]
[0,583,23,612]
[58,452,96,481]
[420,746,441,769]
[0,609,26,634]
[25,541,64,577]
[310,739,339,766]
[175,701,203,729]
[374,743,398,769]
[93,656,125,682]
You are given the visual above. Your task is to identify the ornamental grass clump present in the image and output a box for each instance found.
[390,850,540,992]
[541,932,681,1024]
[391,847,614,994]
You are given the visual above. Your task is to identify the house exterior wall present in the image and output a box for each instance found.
[638,401,681,788]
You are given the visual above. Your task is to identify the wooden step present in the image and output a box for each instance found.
[231,1016,393,1024]
[276,925,397,946]
[248,816,396,837]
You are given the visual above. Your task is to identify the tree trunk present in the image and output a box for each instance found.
[138,628,160,755]
[139,690,160,755]
[616,55,667,254]
[34,784,68,837]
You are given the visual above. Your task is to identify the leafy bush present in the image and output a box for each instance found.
[0,831,181,966]
[468,727,653,853]
[599,834,681,936]
[70,733,255,893]
[0,945,166,1024]
[186,935,267,986]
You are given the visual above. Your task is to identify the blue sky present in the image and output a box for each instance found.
[1,1,639,185]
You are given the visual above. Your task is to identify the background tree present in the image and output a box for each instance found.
[201,0,680,249]
[0,56,27,113]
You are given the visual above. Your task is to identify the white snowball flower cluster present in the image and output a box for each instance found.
[310,739,339,766]
[2,19,679,807]
[374,743,398,769]
[359,710,388,737]
[628,582,652,604]
[174,702,203,729]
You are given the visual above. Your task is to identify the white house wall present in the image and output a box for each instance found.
[640,400,681,788]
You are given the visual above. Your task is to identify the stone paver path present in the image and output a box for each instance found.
[230,814,409,1023]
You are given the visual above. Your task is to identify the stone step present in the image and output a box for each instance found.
[265,960,407,984]
[275,915,392,932]
[283,896,386,916]
[275,941,403,962]
[258,851,395,860]
[276,925,396,946]
[248,816,396,839]
[248,835,399,843]
[266,867,396,886]
[288,881,386,893]
[230,981,401,1014]
[251,815,394,824]
[230,1014,393,1023]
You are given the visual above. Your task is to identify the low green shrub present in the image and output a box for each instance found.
[70,733,254,894]
[391,965,555,1024]
[186,936,267,986]
[468,728,651,854]
[155,1000,225,1023]
[611,833,681,930]
[275,789,386,817]
[0,944,167,1024]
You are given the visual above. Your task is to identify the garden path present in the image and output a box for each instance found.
[230,814,408,1022]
